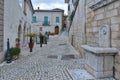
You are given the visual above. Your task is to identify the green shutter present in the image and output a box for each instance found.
[56,17,59,23]
[32,16,36,23]
[44,16,48,25]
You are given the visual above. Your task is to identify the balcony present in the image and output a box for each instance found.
[42,21,50,26]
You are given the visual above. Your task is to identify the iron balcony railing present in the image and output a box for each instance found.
[42,21,50,26]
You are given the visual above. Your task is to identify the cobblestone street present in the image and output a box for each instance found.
[0,32,85,80]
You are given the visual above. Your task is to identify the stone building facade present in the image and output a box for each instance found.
[0,0,34,63]
[66,0,120,79]
[32,8,64,35]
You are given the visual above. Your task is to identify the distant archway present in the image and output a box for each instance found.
[54,26,59,34]
[18,24,22,41]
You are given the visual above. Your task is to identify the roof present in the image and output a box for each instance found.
[52,8,64,11]
[34,8,64,13]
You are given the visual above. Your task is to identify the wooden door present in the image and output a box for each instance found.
[55,26,59,34]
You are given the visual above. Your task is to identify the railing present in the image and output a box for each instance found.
[42,21,50,26]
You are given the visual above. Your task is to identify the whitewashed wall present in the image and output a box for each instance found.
[4,0,33,50]
[4,0,23,50]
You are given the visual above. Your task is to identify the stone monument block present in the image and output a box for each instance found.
[81,25,118,79]
[99,25,110,47]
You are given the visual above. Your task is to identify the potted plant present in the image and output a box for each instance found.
[10,47,21,60]
[25,33,38,38]
[25,33,38,52]
[15,38,20,48]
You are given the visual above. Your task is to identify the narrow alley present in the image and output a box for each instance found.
[0,0,120,80]
[0,32,85,80]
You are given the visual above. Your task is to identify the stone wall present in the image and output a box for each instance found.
[69,0,86,57]
[86,0,120,48]
[0,0,4,51]
[86,0,120,79]
[69,0,120,79]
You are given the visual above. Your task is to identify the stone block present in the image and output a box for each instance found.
[86,28,93,33]
[111,15,120,24]
[103,19,111,24]
[95,8,105,15]
[81,45,118,79]
[114,0,120,8]
[106,3,114,10]
[106,9,118,18]
[97,56,104,71]
[95,13,104,20]
[111,41,120,50]
[91,21,97,27]
[115,63,120,72]
[111,32,120,39]
[111,24,120,32]
[93,27,98,32]
[104,56,114,70]
[115,54,120,63]
[97,20,103,26]
[86,60,113,78]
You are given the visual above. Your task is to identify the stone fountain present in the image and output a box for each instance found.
[81,25,118,79]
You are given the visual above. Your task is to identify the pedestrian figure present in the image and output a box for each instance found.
[44,32,48,44]
[39,32,43,47]
[29,37,33,52]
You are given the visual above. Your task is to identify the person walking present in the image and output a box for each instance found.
[39,32,43,47]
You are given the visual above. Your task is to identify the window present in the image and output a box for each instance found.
[24,0,27,15]
[44,16,48,25]
[32,16,36,23]
[56,17,59,23]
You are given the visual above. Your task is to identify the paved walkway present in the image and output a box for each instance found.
[0,32,85,80]
[0,32,115,80]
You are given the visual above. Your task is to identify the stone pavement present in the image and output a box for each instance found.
[0,32,115,80]
[0,32,85,80]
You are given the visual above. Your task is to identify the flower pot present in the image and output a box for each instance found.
[16,43,20,48]
[28,42,34,48]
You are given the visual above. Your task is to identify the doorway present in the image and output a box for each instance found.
[55,26,59,34]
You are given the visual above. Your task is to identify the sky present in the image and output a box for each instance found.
[31,0,68,15]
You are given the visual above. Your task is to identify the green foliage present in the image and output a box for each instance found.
[15,38,20,42]
[25,33,38,37]
[10,47,21,57]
